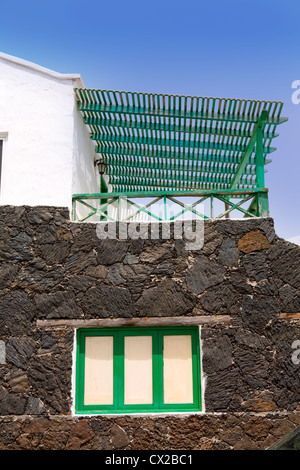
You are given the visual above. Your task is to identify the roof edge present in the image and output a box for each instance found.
[0,51,85,87]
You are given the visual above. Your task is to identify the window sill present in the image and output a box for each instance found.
[72,410,205,418]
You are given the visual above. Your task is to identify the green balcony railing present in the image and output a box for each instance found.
[72,188,269,223]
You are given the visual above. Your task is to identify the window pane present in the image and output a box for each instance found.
[84,336,114,405]
[124,336,153,405]
[163,335,193,404]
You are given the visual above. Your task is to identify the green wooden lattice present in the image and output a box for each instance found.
[73,89,287,220]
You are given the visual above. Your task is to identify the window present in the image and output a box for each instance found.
[75,327,201,414]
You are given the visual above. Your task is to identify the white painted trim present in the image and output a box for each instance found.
[71,329,77,416]
[199,326,206,413]
[0,51,85,87]
[73,411,206,418]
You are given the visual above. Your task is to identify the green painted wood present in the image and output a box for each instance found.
[154,331,163,410]
[77,100,287,125]
[255,121,269,216]
[106,163,257,182]
[105,159,257,176]
[230,110,268,189]
[107,174,256,190]
[100,175,108,221]
[91,131,275,154]
[97,146,271,166]
[84,116,279,139]
[74,88,287,207]
[72,188,268,199]
[114,331,123,410]
[72,190,267,222]
[123,198,164,222]
[256,125,265,189]
[215,194,256,218]
[104,153,272,172]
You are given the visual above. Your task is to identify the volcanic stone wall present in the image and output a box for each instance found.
[0,205,300,450]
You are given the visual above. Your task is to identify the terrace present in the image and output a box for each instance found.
[72,89,287,223]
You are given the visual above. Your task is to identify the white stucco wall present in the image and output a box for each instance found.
[72,102,99,197]
[0,52,98,215]
[71,101,102,222]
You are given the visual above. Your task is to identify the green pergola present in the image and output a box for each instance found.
[72,88,287,222]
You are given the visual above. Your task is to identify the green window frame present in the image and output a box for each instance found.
[75,326,201,414]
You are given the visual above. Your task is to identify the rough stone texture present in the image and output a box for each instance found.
[0,206,300,450]
[237,229,272,253]
[0,413,298,450]
[186,255,226,295]
[135,278,195,317]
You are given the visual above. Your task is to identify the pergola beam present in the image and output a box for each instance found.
[91,131,275,154]
[230,110,268,189]
[105,158,257,176]
[84,116,279,140]
[97,145,273,164]
[108,173,255,189]
[78,101,287,125]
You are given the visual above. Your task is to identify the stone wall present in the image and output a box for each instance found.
[0,205,300,450]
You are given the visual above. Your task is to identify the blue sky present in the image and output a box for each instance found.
[1,0,299,240]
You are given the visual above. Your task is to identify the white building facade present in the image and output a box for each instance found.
[0,52,99,215]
